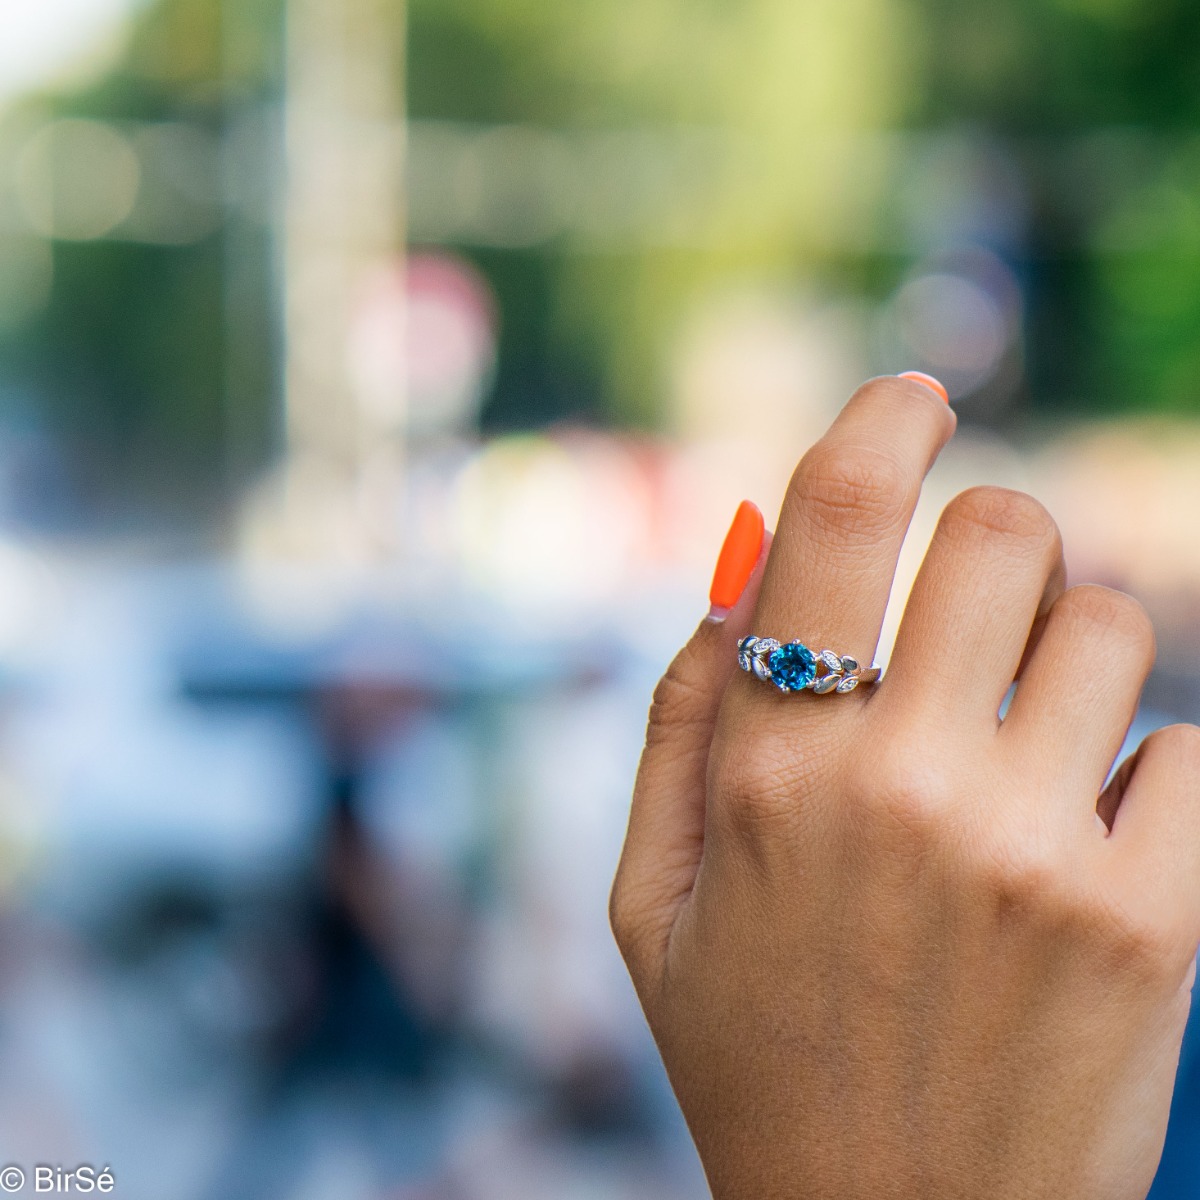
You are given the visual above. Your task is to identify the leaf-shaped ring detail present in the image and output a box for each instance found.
[736,635,882,695]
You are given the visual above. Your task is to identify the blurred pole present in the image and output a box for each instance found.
[221,0,278,493]
[283,0,407,475]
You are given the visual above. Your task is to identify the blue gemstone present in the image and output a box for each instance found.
[767,642,816,692]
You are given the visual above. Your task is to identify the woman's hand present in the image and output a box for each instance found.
[611,376,1200,1200]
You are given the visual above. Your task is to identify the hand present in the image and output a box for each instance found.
[611,376,1200,1200]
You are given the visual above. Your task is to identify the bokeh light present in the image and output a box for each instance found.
[16,118,141,241]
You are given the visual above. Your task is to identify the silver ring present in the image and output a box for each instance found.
[738,636,881,695]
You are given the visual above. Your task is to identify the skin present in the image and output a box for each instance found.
[611,376,1200,1200]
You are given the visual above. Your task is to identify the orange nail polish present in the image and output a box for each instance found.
[708,501,765,620]
[898,371,950,404]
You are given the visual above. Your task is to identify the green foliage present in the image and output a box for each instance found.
[413,0,1200,421]
[8,0,1200,523]
[921,0,1200,131]
[410,0,922,426]
[0,0,281,523]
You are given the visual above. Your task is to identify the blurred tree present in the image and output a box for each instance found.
[413,0,1200,421]
[918,0,1200,412]
[6,0,1200,531]
[0,0,282,529]
[409,0,923,429]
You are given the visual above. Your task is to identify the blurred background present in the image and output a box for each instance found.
[2,0,1200,1196]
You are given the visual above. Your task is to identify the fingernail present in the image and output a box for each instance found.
[707,501,765,622]
[898,371,950,404]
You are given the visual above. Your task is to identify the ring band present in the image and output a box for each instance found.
[738,636,881,695]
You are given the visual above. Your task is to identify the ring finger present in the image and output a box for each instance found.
[741,375,956,694]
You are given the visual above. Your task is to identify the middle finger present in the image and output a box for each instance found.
[883,486,1066,725]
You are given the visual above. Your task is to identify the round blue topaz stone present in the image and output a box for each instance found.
[767,641,817,692]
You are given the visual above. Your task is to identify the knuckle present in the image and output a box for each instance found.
[973,836,1119,951]
[1055,586,1155,660]
[940,486,1059,552]
[791,444,910,538]
[608,869,648,962]
[854,736,954,849]
[1141,722,1200,767]
[981,839,1069,919]
[714,749,784,813]
[609,868,657,969]
[978,841,1188,983]
[646,654,711,744]
[1097,899,1187,983]
[710,741,804,839]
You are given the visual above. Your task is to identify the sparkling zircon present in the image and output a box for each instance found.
[767,641,817,692]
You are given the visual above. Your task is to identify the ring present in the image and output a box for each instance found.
[738,636,881,695]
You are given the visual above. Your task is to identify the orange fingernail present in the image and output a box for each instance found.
[898,370,950,404]
[707,501,765,621]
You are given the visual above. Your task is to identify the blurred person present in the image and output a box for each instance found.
[613,372,1200,1199]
